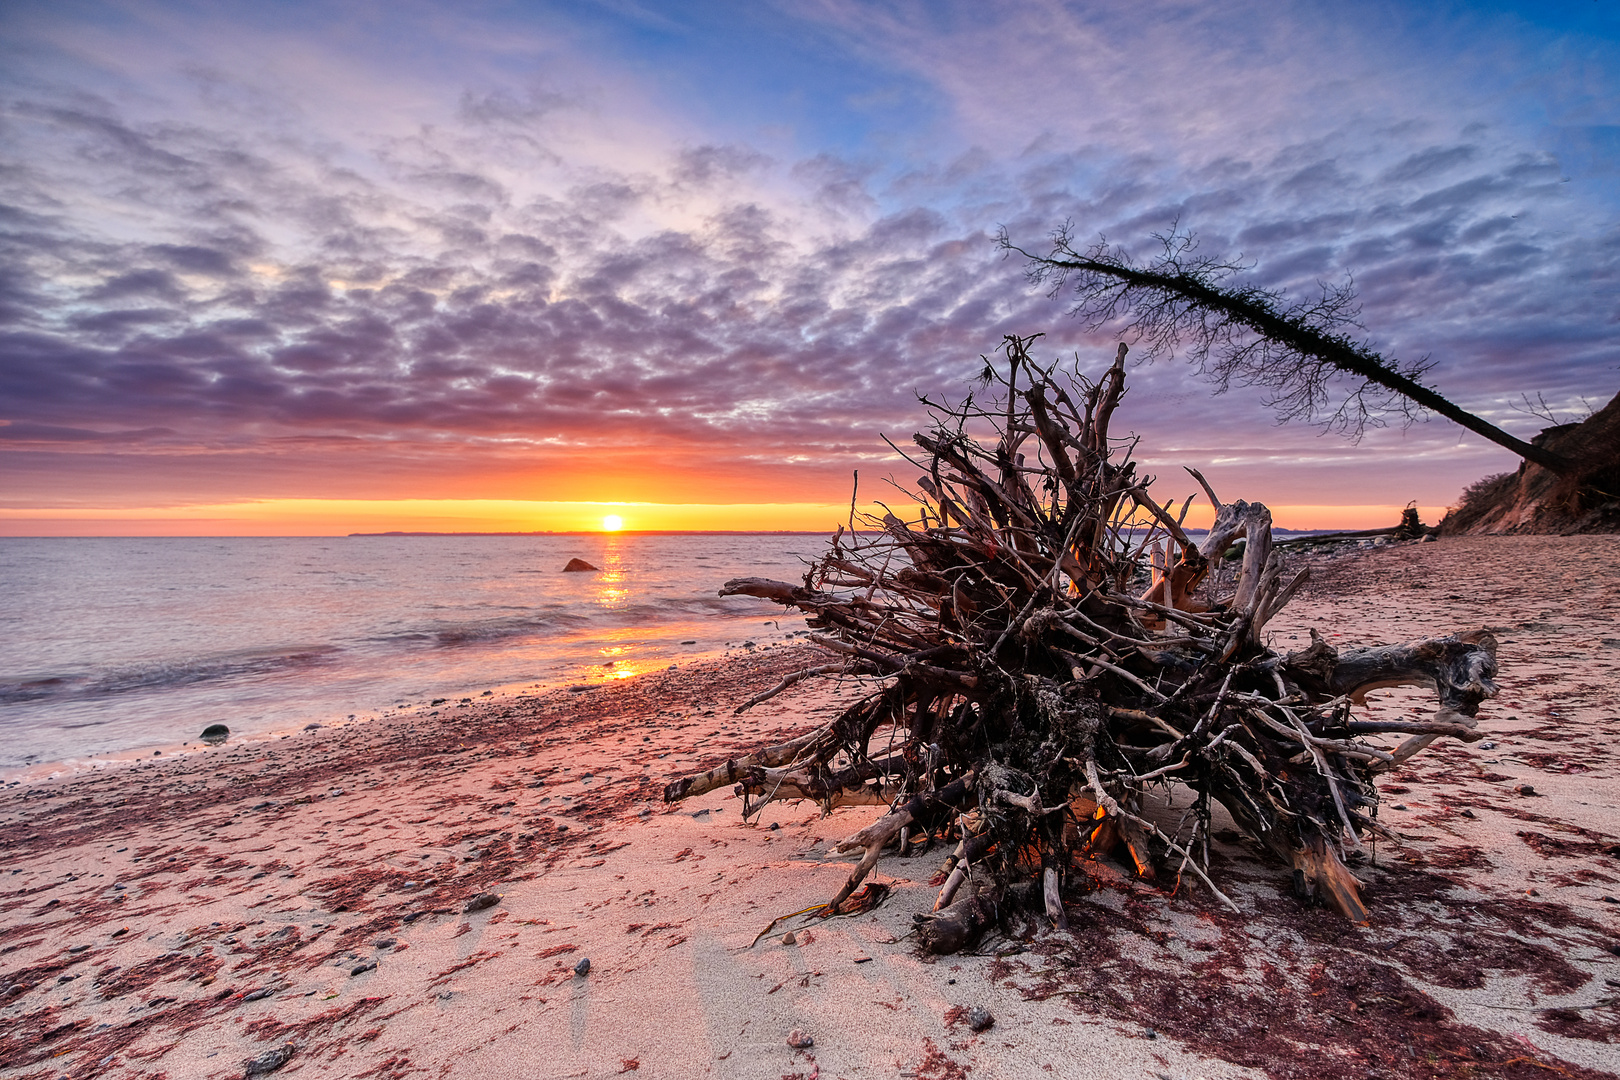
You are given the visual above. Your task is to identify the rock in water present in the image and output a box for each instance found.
[201,723,230,745]
[562,558,600,572]
[463,892,500,913]
[243,1043,295,1076]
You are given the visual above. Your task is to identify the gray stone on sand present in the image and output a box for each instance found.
[966,1006,994,1032]
[243,1042,295,1076]
[463,892,500,913]
[574,957,591,976]
[201,723,229,745]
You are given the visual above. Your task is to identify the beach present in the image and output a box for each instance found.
[3,535,1620,1080]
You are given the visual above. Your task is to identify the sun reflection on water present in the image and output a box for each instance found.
[595,535,627,609]
[592,537,642,678]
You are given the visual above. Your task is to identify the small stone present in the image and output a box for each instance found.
[966,1006,993,1032]
[240,987,274,1002]
[769,822,780,831]
[350,961,376,977]
[374,939,396,949]
[780,932,796,946]
[574,957,591,976]
[243,1043,295,1076]
[786,1029,813,1049]
[463,892,500,914]
[201,723,230,745]
[1478,741,1497,750]
[1392,803,1409,811]
[1517,784,1539,797]
[1144,1027,1158,1040]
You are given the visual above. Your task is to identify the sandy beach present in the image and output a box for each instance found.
[3,535,1620,1080]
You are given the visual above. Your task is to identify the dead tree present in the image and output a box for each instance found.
[664,336,1499,949]
[997,224,1571,474]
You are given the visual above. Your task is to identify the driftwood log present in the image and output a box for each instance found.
[664,336,1498,949]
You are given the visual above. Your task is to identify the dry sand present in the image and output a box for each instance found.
[2,535,1619,1080]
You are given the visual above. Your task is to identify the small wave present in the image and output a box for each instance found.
[0,675,79,705]
[0,647,343,706]
[419,613,592,648]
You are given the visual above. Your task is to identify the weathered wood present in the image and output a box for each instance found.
[661,726,827,803]
[914,885,1000,954]
[1326,630,1499,715]
[663,337,1500,947]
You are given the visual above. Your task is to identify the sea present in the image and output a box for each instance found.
[0,533,827,774]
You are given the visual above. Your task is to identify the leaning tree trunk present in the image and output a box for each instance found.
[664,336,1498,945]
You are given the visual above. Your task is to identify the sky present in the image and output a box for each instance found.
[1,0,1616,535]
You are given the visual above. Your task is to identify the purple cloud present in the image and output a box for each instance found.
[1,0,1616,523]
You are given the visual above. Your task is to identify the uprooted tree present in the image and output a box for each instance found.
[663,336,1499,952]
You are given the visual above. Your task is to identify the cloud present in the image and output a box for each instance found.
[0,0,1616,523]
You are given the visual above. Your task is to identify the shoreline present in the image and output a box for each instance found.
[0,637,780,788]
[3,536,1619,1079]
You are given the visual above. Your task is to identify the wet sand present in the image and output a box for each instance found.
[2,535,1619,1080]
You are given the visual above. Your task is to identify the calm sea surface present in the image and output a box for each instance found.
[0,533,826,771]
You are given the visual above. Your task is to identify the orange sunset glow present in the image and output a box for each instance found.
[0,497,1458,537]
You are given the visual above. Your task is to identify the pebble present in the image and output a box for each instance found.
[966,1006,994,1032]
[240,988,275,1002]
[1517,784,1539,797]
[350,961,376,977]
[463,892,500,914]
[574,957,591,976]
[780,932,796,946]
[243,1043,296,1076]
[786,1029,814,1049]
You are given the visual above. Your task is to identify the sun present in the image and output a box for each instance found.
[601,514,624,532]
